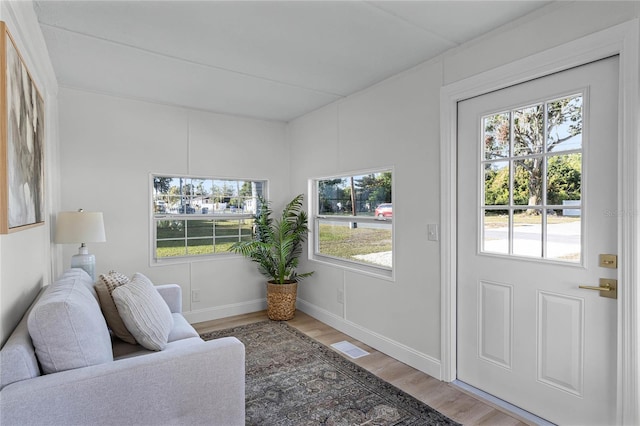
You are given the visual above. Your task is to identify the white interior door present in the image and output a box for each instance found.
[457,57,619,425]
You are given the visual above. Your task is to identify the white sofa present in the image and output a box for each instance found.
[0,269,245,426]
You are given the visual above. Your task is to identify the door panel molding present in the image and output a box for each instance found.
[479,280,513,369]
[440,19,639,424]
[537,291,584,396]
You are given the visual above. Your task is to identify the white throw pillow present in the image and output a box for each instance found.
[112,273,173,351]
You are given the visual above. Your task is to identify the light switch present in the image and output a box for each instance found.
[428,224,439,241]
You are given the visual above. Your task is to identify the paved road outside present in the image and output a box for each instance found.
[484,220,581,259]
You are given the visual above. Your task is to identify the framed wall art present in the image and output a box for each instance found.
[0,21,45,234]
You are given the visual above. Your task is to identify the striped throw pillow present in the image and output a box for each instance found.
[112,273,173,351]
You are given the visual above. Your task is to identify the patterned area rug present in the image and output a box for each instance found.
[201,321,460,426]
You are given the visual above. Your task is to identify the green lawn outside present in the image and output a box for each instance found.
[483,212,580,228]
[318,223,391,260]
[157,217,393,262]
[156,218,252,258]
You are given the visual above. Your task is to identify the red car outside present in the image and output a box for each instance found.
[374,203,392,219]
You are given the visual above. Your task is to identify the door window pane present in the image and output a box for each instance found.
[547,153,581,205]
[484,162,509,205]
[547,209,581,262]
[483,112,510,160]
[514,158,543,206]
[483,209,509,254]
[547,95,583,152]
[512,209,542,257]
[513,104,544,156]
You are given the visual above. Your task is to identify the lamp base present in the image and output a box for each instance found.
[71,245,96,281]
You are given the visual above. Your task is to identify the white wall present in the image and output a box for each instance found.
[289,1,640,379]
[22,0,638,378]
[57,88,290,321]
[289,62,444,376]
[0,1,60,345]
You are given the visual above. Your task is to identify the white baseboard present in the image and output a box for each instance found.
[297,299,442,380]
[184,299,267,324]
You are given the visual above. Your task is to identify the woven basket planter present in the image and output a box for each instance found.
[266,281,297,321]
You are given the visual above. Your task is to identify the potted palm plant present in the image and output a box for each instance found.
[231,194,313,320]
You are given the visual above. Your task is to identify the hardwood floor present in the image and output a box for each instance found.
[193,310,532,426]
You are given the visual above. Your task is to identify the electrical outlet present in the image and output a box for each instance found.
[191,289,201,303]
[337,288,344,304]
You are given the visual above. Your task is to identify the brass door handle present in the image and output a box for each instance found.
[578,279,617,299]
[579,284,613,291]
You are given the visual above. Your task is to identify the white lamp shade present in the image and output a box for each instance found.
[55,211,106,244]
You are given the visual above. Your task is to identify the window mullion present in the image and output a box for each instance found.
[542,102,549,258]
[509,111,515,255]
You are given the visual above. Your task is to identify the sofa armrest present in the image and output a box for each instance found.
[0,337,245,426]
[155,284,182,313]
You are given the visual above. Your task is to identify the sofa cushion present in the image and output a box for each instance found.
[112,336,204,360]
[0,288,46,390]
[110,313,199,359]
[27,270,113,374]
[64,268,99,301]
[95,272,137,344]
[168,313,200,342]
[112,273,174,351]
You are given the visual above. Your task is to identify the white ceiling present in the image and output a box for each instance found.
[35,1,552,122]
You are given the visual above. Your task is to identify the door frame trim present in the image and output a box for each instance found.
[440,20,639,424]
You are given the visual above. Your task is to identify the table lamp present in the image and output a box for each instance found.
[55,209,106,280]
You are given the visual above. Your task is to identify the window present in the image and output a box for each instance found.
[151,175,266,262]
[481,93,583,262]
[312,169,393,276]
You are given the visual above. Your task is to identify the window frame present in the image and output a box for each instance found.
[478,90,586,265]
[149,173,267,265]
[309,167,395,280]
